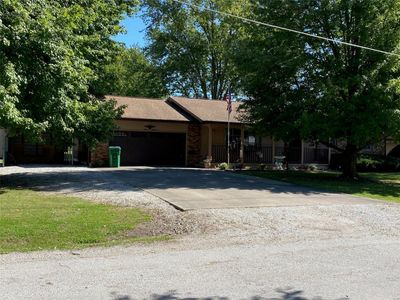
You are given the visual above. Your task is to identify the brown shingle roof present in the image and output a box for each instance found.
[106,95,190,122]
[168,96,244,123]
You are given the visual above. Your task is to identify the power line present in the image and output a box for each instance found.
[172,0,400,58]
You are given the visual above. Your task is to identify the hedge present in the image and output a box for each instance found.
[330,153,400,172]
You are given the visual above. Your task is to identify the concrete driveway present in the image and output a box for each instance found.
[0,166,377,210]
[112,168,376,210]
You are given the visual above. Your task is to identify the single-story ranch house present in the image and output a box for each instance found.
[92,96,332,167]
[1,95,399,167]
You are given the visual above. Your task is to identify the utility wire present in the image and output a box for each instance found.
[172,0,400,58]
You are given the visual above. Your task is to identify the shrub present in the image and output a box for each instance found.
[307,164,318,171]
[330,153,400,172]
[258,163,266,171]
[297,164,318,171]
[218,162,229,170]
[357,154,400,172]
[203,158,212,168]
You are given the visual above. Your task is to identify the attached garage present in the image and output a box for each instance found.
[104,96,192,167]
[110,131,186,166]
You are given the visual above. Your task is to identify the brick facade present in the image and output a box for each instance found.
[90,143,109,167]
[187,123,202,167]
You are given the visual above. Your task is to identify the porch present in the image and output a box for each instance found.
[200,123,330,165]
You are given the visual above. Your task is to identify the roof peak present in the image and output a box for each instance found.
[167,96,243,124]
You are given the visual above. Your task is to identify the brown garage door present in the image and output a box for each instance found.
[110,131,186,166]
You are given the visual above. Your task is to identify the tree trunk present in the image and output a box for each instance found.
[341,145,358,179]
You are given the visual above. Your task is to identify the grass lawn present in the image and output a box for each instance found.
[244,170,400,203]
[0,189,164,254]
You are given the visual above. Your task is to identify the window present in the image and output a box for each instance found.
[247,135,256,146]
[244,131,261,147]
[225,129,263,149]
[113,131,128,137]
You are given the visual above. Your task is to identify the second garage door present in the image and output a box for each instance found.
[110,131,186,166]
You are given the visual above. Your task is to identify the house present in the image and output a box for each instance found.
[2,96,398,167]
[89,96,332,167]
[361,137,399,157]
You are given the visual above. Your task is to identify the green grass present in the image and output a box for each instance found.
[244,170,400,203]
[0,189,164,254]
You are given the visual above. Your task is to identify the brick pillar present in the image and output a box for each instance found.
[187,123,202,167]
[90,143,109,167]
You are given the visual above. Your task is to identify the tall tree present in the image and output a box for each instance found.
[142,0,249,99]
[92,47,167,98]
[0,0,137,148]
[236,0,400,178]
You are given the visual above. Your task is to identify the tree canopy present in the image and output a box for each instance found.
[92,47,167,98]
[142,0,249,99]
[236,0,400,178]
[0,0,137,147]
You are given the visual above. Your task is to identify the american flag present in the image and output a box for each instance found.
[224,88,232,114]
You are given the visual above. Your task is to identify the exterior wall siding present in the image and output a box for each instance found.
[386,139,398,156]
[115,120,188,133]
[200,124,209,158]
[208,123,242,146]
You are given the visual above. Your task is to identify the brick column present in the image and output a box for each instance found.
[90,143,109,167]
[187,123,202,167]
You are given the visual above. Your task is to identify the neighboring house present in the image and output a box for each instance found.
[1,129,86,165]
[385,138,400,157]
[90,96,331,167]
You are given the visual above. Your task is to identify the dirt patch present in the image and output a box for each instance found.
[127,209,213,238]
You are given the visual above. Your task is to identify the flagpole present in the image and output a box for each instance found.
[227,111,230,168]
[224,87,232,169]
